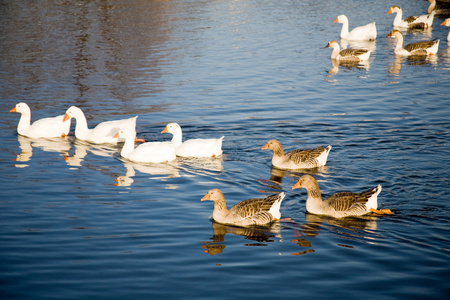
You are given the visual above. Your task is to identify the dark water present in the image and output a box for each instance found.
[1,0,449,299]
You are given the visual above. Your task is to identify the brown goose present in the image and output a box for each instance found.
[262,139,331,170]
[387,1,435,29]
[325,40,371,63]
[292,175,392,218]
[386,30,439,56]
[201,189,286,226]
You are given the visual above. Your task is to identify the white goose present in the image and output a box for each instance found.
[114,128,176,163]
[10,102,70,138]
[261,139,331,170]
[386,30,439,56]
[63,106,143,144]
[201,188,286,226]
[387,2,435,29]
[325,40,371,62]
[161,123,224,158]
[442,19,450,41]
[292,175,392,218]
[334,15,377,41]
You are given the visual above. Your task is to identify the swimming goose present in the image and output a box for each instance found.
[161,122,224,157]
[387,2,435,29]
[201,189,286,226]
[262,139,331,170]
[442,19,450,41]
[63,106,143,144]
[292,175,392,218]
[325,40,371,62]
[386,30,439,56]
[334,15,377,41]
[10,102,70,138]
[113,128,176,163]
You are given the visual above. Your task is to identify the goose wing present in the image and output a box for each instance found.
[324,187,378,212]
[404,40,437,53]
[285,146,328,164]
[339,49,369,57]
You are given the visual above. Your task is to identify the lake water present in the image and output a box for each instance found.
[1,0,449,299]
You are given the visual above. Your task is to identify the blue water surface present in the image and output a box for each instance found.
[1,0,449,299]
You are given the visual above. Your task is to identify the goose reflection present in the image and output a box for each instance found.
[64,139,117,167]
[388,54,438,75]
[266,166,329,185]
[115,160,180,187]
[340,39,376,52]
[14,135,72,166]
[201,221,282,255]
[328,59,371,76]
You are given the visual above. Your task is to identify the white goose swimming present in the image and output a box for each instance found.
[386,30,439,56]
[161,123,224,158]
[387,1,436,29]
[442,19,450,41]
[114,128,176,163]
[201,188,286,226]
[10,102,70,138]
[334,15,377,41]
[261,139,331,170]
[325,40,371,62]
[63,106,143,144]
[292,175,392,218]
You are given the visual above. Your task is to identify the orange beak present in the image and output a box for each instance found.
[161,126,168,134]
[292,181,301,190]
[201,193,210,201]
[63,113,70,122]
[334,17,339,23]
[10,107,17,112]
[442,20,448,26]
[113,132,120,138]
[261,143,269,150]
[387,8,392,15]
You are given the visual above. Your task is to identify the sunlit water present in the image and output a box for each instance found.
[1,0,449,299]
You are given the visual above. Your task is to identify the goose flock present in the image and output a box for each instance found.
[13,1,448,228]
[326,0,447,62]
[10,101,393,226]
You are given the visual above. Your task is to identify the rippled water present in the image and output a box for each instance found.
[1,0,449,299]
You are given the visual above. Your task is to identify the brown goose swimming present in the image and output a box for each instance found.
[386,30,439,56]
[262,139,331,170]
[387,1,435,29]
[292,175,392,218]
[325,40,371,63]
[201,189,286,226]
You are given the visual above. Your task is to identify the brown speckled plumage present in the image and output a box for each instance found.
[262,139,331,170]
[292,175,383,218]
[201,189,285,226]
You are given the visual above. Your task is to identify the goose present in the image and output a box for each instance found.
[442,19,450,41]
[161,122,224,158]
[292,175,392,218]
[201,188,286,226]
[334,15,377,41]
[386,30,439,56]
[325,40,371,62]
[387,2,436,29]
[113,128,176,163]
[10,102,70,138]
[63,106,144,144]
[261,139,331,170]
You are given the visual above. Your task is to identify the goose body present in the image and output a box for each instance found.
[114,128,175,163]
[334,15,377,41]
[292,175,391,218]
[201,188,286,226]
[387,30,439,56]
[325,40,371,62]
[262,139,331,170]
[387,3,435,29]
[63,106,139,144]
[442,19,450,41]
[10,102,70,138]
[161,123,224,157]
